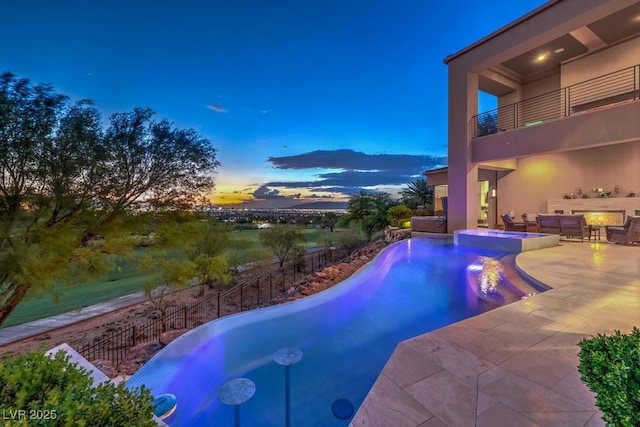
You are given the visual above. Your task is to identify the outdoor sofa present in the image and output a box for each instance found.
[536,214,591,242]
[410,216,447,233]
[410,196,448,234]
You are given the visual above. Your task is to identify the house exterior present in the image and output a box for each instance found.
[441,0,640,232]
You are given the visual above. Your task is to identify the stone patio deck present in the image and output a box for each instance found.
[351,241,640,427]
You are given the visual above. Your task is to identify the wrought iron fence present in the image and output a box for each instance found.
[473,64,640,138]
[79,245,358,368]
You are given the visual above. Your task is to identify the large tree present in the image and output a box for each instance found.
[346,191,395,241]
[0,72,220,327]
[185,219,230,296]
[259,226,306,269]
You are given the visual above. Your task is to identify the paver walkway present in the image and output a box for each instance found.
[352,240,640,427]
[0,292,147,345]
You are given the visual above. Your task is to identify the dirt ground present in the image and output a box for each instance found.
[0,239,393,376]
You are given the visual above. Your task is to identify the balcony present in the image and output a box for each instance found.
[472,64,640,139]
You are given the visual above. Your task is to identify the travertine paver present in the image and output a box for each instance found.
[352,241,640,427]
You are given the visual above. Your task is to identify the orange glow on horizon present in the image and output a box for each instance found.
[211,183,347,205]
[211,183,253,205]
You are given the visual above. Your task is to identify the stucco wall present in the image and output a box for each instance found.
[522,73,561,99]
[497,142,640,220]
[561,36,640,87]
[498,91,519,108]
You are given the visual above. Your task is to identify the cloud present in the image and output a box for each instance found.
[252,185,302,200]
[267,149,446,172]
[261,149,447,197]
[206,104,228,113]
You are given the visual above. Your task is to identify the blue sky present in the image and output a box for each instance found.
[1,0,546,207]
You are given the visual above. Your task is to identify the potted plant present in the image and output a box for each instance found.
[577,327,640,427]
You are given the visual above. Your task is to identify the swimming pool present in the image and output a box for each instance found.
[128,237,534,426]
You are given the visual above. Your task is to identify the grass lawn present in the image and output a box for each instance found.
[3,226,339,328]
[3,258,159,328]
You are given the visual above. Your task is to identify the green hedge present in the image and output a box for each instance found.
[0,351,156,427]
[578,327,640,427]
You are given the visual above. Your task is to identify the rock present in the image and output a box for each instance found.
[159,329,189,347]
[385,227,411,243]
[299,287,314,296]
[119,342,163,375]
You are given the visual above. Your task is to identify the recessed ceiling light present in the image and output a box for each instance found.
[536,54,548,62]
[554,48,565,54]
[634,15,640,22]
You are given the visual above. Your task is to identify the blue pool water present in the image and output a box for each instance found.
[128,238,522,426]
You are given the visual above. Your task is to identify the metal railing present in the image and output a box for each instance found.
[473,64,640,138]
[78,245,360,368]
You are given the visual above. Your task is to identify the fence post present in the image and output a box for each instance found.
[132,325,137,347]
[282,269,285,291]
[217,291,221,318]
[240,284,244,311]
[257,277,260,306]
[183,306,188,328]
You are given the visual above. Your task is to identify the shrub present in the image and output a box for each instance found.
[386,205,412,227]
[0,350,156,427]
[577,327,640,427]
[336,229,366,251]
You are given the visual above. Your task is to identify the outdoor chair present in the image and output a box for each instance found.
[501,214,526,232]
[605,216,640,245]
[521,213,539,232]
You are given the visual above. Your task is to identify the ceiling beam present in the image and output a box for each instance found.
[569,26,607,52]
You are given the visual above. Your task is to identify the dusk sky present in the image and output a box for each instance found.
[1,0,546,208]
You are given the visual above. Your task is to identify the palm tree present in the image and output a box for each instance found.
[401,178,434,210]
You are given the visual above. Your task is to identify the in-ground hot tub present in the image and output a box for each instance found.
[454,229,560,253]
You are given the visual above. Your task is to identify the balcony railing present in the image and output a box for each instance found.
[473,64,640,138]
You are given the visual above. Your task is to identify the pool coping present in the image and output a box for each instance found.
[454,229,560,253]
[351,240,640,426]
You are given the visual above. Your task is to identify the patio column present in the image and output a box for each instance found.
[447,67,479,231]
